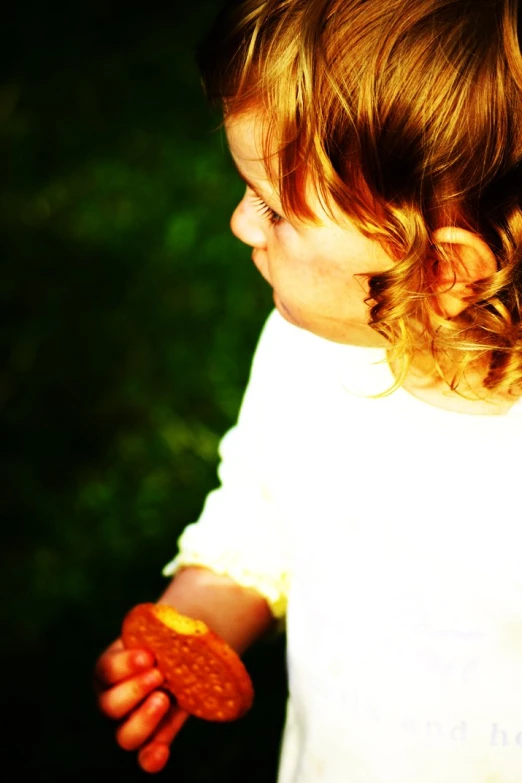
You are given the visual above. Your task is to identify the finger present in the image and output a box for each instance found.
[138,742,170,774]
[116,691,171,751]
[153,706,190,745]
[98,668,165,720]
[135,706,190,774]
[96,646,155,687]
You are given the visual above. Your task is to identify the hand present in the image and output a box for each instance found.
[95,638,190,773]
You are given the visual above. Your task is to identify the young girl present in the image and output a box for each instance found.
[96,1,522,780]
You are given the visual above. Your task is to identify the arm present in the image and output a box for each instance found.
[158,564,276,654]
[95,565,275,773]
[97,313,289,771]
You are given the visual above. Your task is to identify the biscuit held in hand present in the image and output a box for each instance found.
[122,603,254,722]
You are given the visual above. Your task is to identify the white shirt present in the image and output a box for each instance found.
[164,310,522,783]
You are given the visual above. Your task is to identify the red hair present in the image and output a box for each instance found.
[199,0,522,398]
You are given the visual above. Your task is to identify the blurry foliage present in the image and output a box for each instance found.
[0,0,285,783]
[2,5,283,779]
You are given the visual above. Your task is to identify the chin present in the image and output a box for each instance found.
[273,294,296,325]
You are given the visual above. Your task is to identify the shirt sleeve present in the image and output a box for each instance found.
[162,310,291,631]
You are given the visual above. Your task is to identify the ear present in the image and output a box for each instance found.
[430,227,497,317]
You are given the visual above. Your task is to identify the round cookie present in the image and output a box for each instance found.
[122,603,254,721]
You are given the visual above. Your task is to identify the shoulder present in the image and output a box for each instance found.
[249,309,396,402]
[253,309,314,357]
[251,309,344,377]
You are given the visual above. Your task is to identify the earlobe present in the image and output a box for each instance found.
[430,226,497,317]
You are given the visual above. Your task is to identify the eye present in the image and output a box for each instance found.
[250,195,284,226]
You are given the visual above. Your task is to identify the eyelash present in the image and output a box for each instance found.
[251,195,283,226]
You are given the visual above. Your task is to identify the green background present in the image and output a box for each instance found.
[2,2,287,779]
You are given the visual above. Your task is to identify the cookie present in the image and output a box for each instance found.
[122,603,254,721]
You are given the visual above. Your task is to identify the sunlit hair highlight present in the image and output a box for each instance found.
[199,0,522,400]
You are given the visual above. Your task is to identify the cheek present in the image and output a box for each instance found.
[278,248,374,320]
[270,245,345,305]
[267,234,316,288]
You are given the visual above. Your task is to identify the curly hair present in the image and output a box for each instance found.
[198,0,522,399]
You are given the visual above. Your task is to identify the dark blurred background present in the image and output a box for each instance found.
[1,1,286,779]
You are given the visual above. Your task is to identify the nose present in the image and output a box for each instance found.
[230,194,267,249]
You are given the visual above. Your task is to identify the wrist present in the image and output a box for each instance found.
[157,566,275,655]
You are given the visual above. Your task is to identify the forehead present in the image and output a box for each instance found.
[225,113,276,186]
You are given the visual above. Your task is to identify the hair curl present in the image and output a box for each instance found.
[199,0,522,400]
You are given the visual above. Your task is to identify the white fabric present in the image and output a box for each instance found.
[163,309,522,783]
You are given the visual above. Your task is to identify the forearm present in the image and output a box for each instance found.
[157,565,276,656]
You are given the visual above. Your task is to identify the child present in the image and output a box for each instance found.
[96,1,522,780]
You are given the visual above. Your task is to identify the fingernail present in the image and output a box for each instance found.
[148,692,168,711]
[144,668,164,686]
[134,651,153,669]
